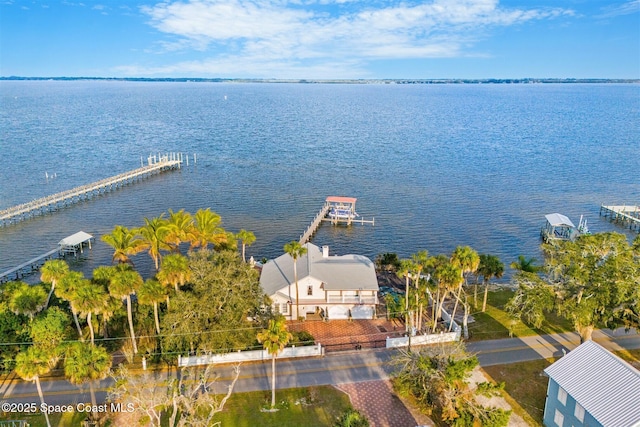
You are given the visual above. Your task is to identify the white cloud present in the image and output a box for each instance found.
[129,0,575,77]
[597,0,639,18]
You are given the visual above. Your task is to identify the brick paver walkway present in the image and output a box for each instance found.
[336,380,418,427]
[288,319,405,352]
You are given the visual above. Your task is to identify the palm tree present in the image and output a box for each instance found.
[56,271,87,338]
[101,225,143,265]
[283,241,307,320]
[396,259,415,335]
[478,254,505,312]
[15,347,57,427]
[432,261,463,332]
[91,266,118,339]
[72,281,108,346]
[192,208,227,250]
[257,318,292,409]
[109,265,143,354]
[40,259,69,308]
[138,278,165,334]
[64,342,111,413]
[156,253,191,292]
[449,246,480,332]
[136,215,171,270]
[165,208,195,252]
[510,255,542,273]
[410,251,429,332]
[8,282,47,321]
[236,229,256,262]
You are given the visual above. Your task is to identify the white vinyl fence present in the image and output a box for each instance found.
[178,343,323,367]
[386,305,461,349]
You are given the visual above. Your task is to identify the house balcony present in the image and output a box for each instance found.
[326,295,378,304]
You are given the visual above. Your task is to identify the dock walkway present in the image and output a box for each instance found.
[0,232,94,283]
[0,154,183,227]
[299,203,330,245]
[599,205,640,232]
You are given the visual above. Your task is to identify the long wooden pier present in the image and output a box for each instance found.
[599,205,640,232]
[0,153,184,227]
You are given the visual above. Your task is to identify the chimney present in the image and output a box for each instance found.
[322,245,329,258]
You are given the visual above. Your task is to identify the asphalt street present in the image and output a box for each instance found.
[1,328,638,409]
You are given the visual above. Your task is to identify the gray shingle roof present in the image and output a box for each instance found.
[544,340,640,427]
[259,243,378,297]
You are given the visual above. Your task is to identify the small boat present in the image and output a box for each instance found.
[541,213,589,243]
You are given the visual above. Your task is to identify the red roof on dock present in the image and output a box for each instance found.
[326,196,357,204]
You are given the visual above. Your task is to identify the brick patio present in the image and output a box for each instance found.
[288,318,405,352]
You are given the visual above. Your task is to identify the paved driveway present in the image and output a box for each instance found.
[289,318,404,352]
[336,380,425,427]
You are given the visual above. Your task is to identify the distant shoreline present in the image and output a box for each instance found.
[1,76,639,84]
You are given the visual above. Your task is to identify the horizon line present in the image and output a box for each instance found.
[2,76,639,84]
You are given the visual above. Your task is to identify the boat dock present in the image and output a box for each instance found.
[0,153,184,227]
[0,231,94,284]
[599,205,640,232]
[298,196,374,245]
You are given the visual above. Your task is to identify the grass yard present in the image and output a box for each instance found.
[212,385,353,427]
[467,288,573,341]
[482,358,554,426]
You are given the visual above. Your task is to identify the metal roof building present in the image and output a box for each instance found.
[543,340,640,427]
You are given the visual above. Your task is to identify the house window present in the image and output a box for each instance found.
[557,387,567,405]
[307,285,313,296]
[574,402,584,422]
[554,409,564,427]
[282,303,289,314]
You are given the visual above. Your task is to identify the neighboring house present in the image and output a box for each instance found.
[259,243,378,320]
[543,340,640,427]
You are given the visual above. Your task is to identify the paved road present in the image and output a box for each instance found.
[1,328,638,407]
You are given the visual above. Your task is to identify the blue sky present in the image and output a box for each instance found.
[1,0,638,79]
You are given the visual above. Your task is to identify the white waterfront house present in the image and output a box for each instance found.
[259,243,379,320]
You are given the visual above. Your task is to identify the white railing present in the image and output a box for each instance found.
[326,296,377,304]
[178,343,323,367]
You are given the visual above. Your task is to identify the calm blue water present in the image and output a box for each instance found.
[1,81,639,281]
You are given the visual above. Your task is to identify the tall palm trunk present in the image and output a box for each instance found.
[87,312,95,345]
[294,261,299,320]
[35,377,52,427]
[45,284,55,309]
[126,295,138,354]
[404,275,410,333]
[271,354,276,408]
[448,284,463,332]
[72,308,83,339]
[153,302,160,334]
[482,279,490,312]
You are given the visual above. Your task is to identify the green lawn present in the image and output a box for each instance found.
[212,385,353,427]
[467,288,573,341]
[482,358,554,426]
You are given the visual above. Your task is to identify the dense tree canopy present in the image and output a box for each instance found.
[508,232,640,342]
[161,250,271,356]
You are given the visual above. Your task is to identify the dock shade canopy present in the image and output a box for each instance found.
[59,231,94,247]
[545,213,575,228]
[326,196,357,204]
